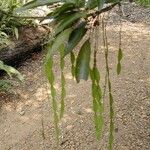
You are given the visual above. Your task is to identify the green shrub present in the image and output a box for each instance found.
[0,60,23,91]
[136,0,150,6]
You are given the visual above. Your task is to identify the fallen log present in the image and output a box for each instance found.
[0,26,49,66]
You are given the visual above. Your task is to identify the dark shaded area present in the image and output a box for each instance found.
[0,26,48,67]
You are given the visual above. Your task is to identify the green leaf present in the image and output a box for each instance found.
[108,93,114,150]
[117,62,121,75]
[75,39,91,83]
[93,67,100,83]
[117,48,123,75]
[94,114,104,139]
[92,85,102,109]
[45,52,54,84]
[60,71,66,119]
[91,80,103,139]
[64,21,87,56]
[70,52,75,77]
[45,56,60,143]
[53,11,78,23]
[59,44,66,119]
[55,12,86,35]
[17,0,61,11]
[0,61,23,81]
[118,48,123,62]
[90,67,100,84]
[90,69,94,81]
[52,2,75,17]
[48,28,72,57]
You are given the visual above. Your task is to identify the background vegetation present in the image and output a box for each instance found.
[0,0,149,149]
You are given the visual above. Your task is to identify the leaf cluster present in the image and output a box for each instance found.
[19,1,123,149]
[0,0,30,47]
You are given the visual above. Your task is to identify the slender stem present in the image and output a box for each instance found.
[87,2,119,18]
[102,16,114,150]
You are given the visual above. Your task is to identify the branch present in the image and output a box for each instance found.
[87,2,120,18]
[0,2,120,22]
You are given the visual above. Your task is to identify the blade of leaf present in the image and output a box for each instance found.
[117,48,123,75]
[59,44,66,119]
[45,54,60,143]
[52,2,75,16]
[17,0,61,11]
[108,93,114,150]
[55,12,86,35]
[75,39,91,83]
[93,67,100,83]
[64,21,87,56]
[70,52,76,77]
[48,28,73,57]
[0,61,23,81]
[118,48,123,62]
[117,62,121,75]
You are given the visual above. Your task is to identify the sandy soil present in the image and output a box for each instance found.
[0,3,150,150]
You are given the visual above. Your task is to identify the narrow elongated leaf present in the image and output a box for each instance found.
[117,48,123,75]
[93,67,100,83]
[52,2,75,16]
[55,12,86,35]
[117,62,121,75]
[118,48,123,61]
[53,11,78,23]
[45,52,59,142]
[48,28,72,57]
[18,0,61,11]
[0,61,23,81]
[60,72,66,118]
[94,114,104,139]
[91,67,104,139]
[59,44,66,119]
[64,21,87,56]
[45,44,54,83]
[70,52,76,77]
[108,93,114,150]
[75,39,91,83]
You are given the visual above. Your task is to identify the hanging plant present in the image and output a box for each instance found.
[19,0,124,149]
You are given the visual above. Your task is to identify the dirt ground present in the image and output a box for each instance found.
[0,3,150,150]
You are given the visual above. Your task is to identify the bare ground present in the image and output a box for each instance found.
[0,4,150,150]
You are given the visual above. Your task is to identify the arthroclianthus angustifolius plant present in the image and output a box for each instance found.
[18,1,124,149]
